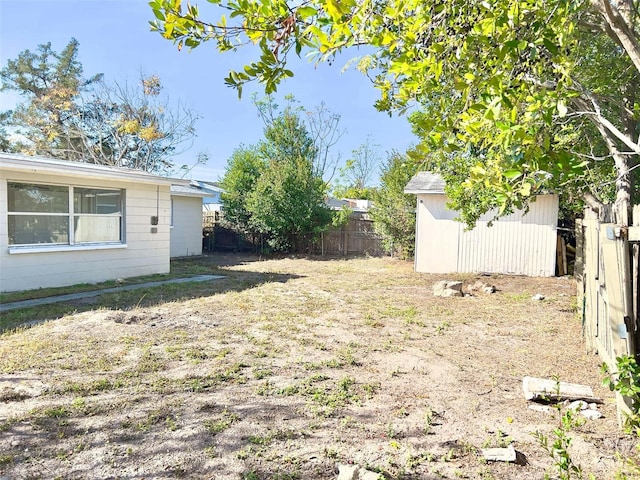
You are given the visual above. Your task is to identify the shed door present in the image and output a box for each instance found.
[415,194,459,273]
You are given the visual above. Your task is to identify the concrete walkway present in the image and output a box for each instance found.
[0,275,225,313]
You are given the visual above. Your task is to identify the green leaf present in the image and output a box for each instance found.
[503,169,521,180]
[543,37,559,55]
[297,6,317,19]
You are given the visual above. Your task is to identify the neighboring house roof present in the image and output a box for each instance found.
[1,152,183,185]
[326,197,350,210]
[190,180,224,194]
[171,184,209,197]
[326,197,372,213]
[173,180,225,204]
[404,172,446,194]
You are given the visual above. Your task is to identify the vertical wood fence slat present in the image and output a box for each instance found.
[202,212,384,256]
[579,207,637,423]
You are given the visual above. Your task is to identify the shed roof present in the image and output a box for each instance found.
[1,152,186,185]
[404,172,446,194]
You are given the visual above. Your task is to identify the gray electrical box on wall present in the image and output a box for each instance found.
[151,227,158,234]
[151,216,158,225]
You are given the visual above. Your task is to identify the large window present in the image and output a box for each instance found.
[8,182,124,246]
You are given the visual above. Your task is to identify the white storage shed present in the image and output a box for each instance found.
[405,172,559,276]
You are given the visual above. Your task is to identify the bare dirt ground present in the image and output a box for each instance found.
[0,254,635,479]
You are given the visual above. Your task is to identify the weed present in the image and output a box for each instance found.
[60,377,124,395]
[339,349,361,367]
[0,416,20,432]
[253,367,274,379]
[603,355,640,433]
[204,445,217,458]
[532,379,586,480]
[215,363,248,383]
[304,373,330,384]
[248,434,273,446]
[203,410,240,435]
[443,448,459,462]
[277,384,300,396]
[133,405,180,433]
[385,422,399,439]
[43,406,71,418]
[127,347,166,376]
[165,416,179,431]
[435,321,451,334]
[256,380,273,396]
[185,375,216,392]
[424,408,440,434]
[477,466,496,479]
[406,452,436,469]
[362,382,380,398]
[324,446,339,458]
[482,429,512,448]
[0,454,14,466]
[216,348,232,359]
[602,356,640,478]
[236,446,254,460]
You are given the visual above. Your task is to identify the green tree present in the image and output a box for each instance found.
[247,154,331,251]
[219,103,332,252]
[1,39,199,175]
[150,0,640,223]
[219,145,265,235]
[370,150,423,259]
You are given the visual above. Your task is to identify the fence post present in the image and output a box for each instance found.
[633,205,640,356]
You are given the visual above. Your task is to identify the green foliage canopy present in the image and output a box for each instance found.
[369,150,423,258]
[150,0,640,222]
[219,145,265,235]
[220,104,332,252]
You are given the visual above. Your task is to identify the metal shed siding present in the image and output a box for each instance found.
[415,194,558,276]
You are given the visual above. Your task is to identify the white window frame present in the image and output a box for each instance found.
[7,181,126,254]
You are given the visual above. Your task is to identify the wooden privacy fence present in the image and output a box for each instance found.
[313,216,384,256]
[576,206,640,419]
[201,212,384,256]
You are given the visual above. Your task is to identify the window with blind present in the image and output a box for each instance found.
[8,182,124,246]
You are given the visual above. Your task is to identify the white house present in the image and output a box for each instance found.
[170,184,207,258]
[405,172,559,277]
[0,153,199,292]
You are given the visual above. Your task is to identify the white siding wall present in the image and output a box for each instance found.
[415,194,558,276]
[415,195,459,273]
[170,196,203,258]
[0,171,171,292]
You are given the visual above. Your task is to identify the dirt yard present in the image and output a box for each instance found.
[0,255,635,479]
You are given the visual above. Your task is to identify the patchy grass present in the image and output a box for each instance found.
[0,254,626,480]
[0,256,226,304]
[0,255,295,333]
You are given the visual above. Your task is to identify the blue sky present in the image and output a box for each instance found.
[0,0,417,183]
